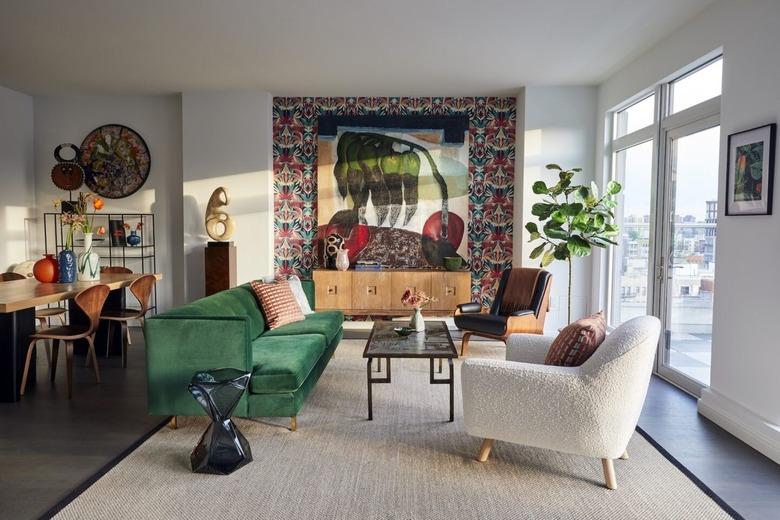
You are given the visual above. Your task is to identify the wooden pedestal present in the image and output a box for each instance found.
[205,242,237,296]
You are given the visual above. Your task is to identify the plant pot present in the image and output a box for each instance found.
[33,254,59,283]
[77,233,101,281]
[58,249,77,283]
[409,308,426,332]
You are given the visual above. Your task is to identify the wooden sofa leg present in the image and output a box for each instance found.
[620,450,629,460]
[289,416,297,432]
[601,458,617,490]
[460,332,472,357]
[169,416,178,430]
[476,438,493,462]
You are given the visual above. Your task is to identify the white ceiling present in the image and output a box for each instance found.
[0,0,715,96]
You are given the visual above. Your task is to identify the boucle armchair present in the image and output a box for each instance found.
[461,315,661,490]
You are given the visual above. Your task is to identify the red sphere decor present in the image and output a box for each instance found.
[33,254,59,283]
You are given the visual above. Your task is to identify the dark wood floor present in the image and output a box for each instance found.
[0,329,166,520]
[2,329,779,519]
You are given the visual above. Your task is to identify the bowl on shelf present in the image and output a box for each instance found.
[443,256,463,271]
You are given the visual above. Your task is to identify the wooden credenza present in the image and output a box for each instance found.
[312,269,471,316]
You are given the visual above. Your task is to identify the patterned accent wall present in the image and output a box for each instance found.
[273,97,516,306]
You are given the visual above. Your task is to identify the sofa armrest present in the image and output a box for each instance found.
[505,334,555,364]
[456,302,483,314]
[145,315,253,416]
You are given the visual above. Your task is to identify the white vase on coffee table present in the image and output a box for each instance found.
[409,307,426,332]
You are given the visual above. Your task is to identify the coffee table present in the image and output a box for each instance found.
[363,320,457,422]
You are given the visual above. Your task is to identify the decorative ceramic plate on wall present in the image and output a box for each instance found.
[79,124,151,199]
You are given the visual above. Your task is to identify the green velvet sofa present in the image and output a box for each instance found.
[145,280,343,429]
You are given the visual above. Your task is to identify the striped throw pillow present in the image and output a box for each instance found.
[544,311,607,367]
[250,279,305,330]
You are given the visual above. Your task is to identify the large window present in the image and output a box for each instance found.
[605,53,722,396]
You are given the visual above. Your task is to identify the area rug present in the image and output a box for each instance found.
[54,339,735,520]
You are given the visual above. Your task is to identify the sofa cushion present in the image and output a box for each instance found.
[250,279,306,329]
[167,285,266,339]
[262,310,344,344]
[545,311,607,367]
[250,334,326,394]
[454,313,508,337]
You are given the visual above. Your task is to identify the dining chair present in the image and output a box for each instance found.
[100,274,156,368]
[19,284,110,399]
[1,272,68,368]
[100,266,133,274]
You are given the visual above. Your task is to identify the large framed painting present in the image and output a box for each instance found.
[726,123,775,216]
[79,124,151,199]
[317,115,469,268]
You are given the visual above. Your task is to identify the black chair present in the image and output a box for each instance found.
[454,267,552,356]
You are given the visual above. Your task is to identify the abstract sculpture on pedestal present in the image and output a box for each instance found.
[205,187,235,242]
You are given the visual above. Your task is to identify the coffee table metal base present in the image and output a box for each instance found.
[366,356,454,422]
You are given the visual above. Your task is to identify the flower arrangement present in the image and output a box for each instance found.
[54,192,105,248]
[401,288,437,310]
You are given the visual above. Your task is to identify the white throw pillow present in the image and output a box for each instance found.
[286,275,314,315]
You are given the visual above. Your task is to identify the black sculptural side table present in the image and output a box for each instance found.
[188,368,252,475]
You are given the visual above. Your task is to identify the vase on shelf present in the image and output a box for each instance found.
[409,307,426,333]
[33,254,59,283]
[126,230,141,247]
[58,249,76,283]
[77,233,100,281]
[335,248,350,271]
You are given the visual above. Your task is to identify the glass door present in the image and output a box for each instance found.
[657,120,720,393]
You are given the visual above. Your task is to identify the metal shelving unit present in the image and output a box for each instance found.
[43,212,158,314]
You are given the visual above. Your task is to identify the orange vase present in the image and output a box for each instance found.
[33,253,59,283]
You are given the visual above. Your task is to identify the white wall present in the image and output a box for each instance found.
[33,95,184,310]
[596,0,780,464]
[181,91,274,303]
[0,86,35,272]
[519,86,598,330]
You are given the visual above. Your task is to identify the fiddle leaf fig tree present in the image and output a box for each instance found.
[525,164,622,324]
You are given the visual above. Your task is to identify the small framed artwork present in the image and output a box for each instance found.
[726,123,776,215]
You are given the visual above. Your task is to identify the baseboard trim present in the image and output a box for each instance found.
[698,388,780,466]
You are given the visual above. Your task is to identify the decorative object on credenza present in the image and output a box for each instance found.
[335,246,350,271]
[205,187,235,242]
[525,164,622,324]
[79,124,151,199]
[324,232,344,269]
[726,123,776,216]
[109,218,126,246]
[124,222,143,246]
[33,254,59,283]
[316,115,469,269]
[188,368,253,475]
[401,287,437,333]
[443,256,463,271]
[50,143,85,191]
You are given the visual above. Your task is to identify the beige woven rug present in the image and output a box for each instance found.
[55,339,733,520]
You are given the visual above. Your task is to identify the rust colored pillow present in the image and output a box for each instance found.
[544,311,607,366]
[250,279,305,330]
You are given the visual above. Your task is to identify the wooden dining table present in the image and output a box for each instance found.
[0,272,162,402]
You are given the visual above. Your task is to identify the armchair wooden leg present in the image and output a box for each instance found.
[168,416,178,429]
[601,458,617,490]
[289,416,297,432]
[620,450,629,460]
[460,332,472,357]
[476,438,493,462]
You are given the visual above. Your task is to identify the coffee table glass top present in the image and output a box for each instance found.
[363,320,457,358]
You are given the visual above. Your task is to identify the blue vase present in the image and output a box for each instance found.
[126,230,141,246]
[58,249,77,283]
